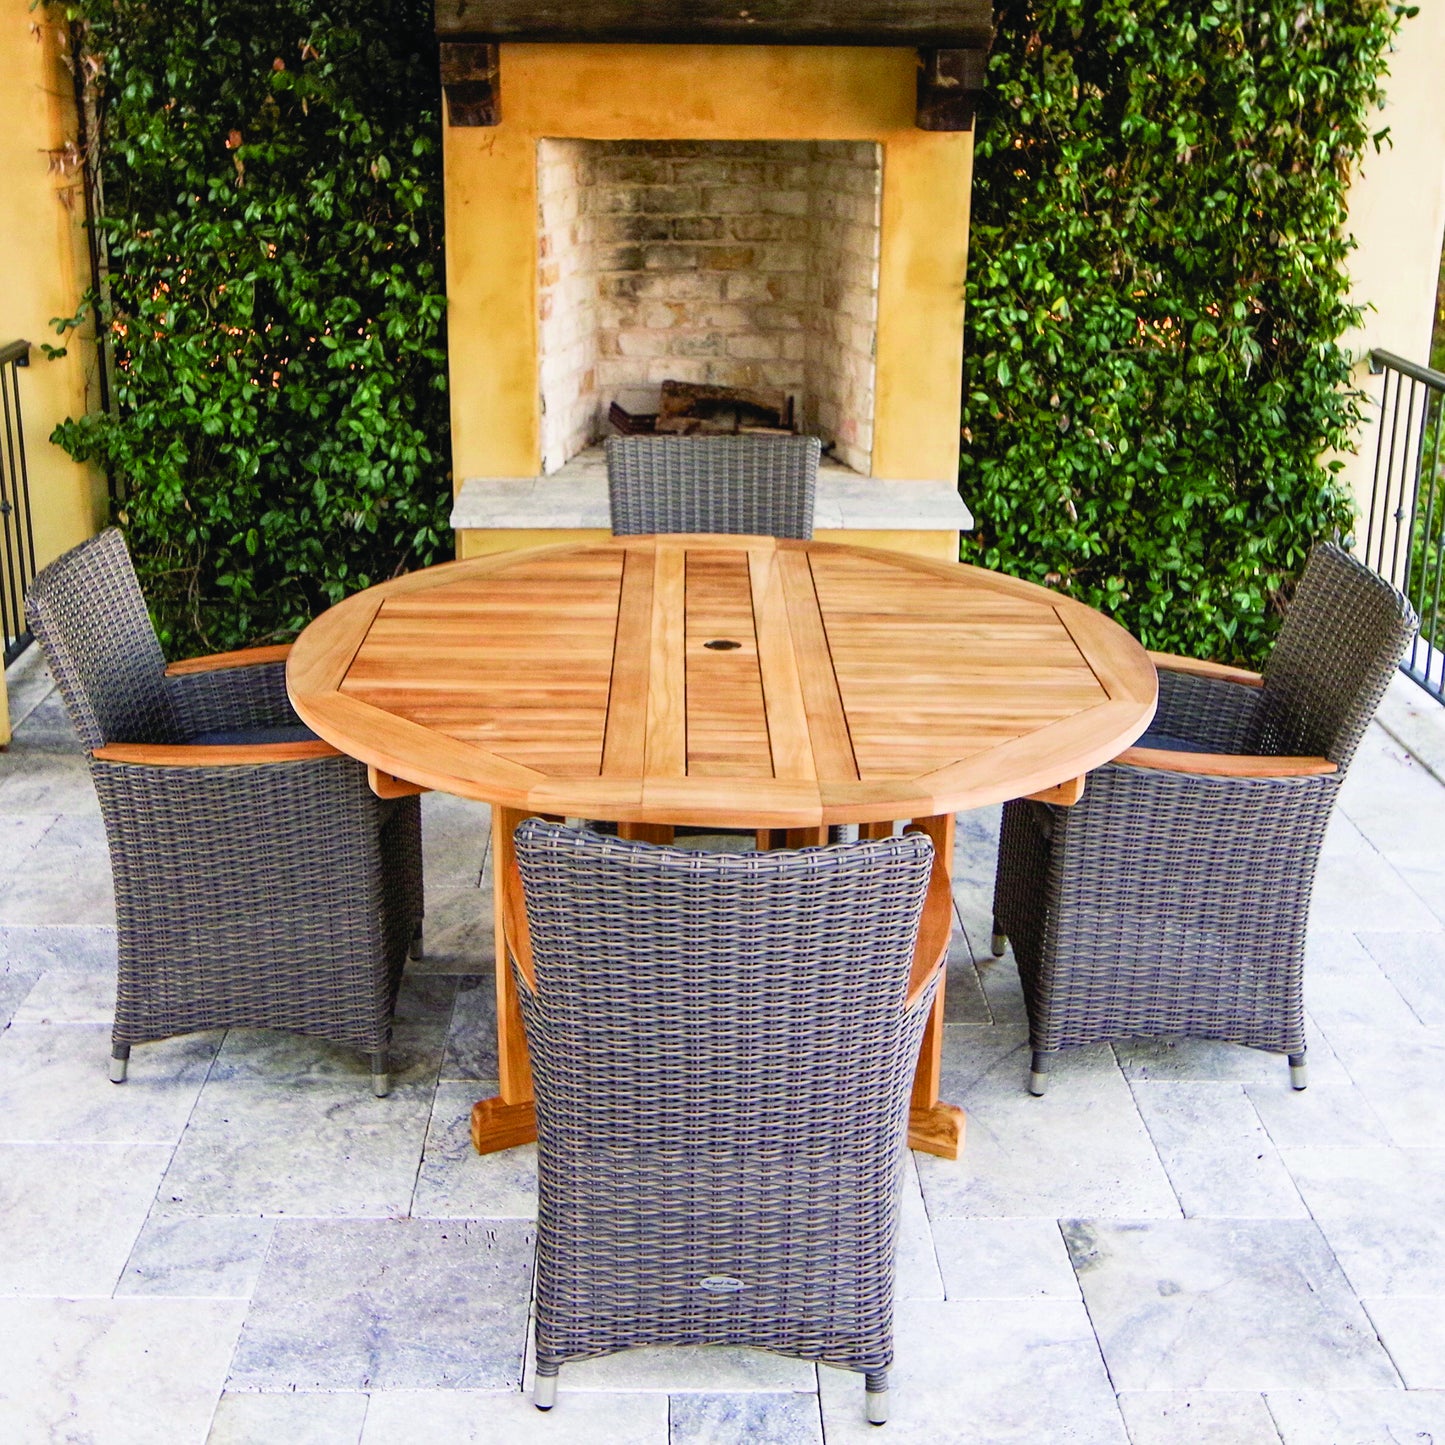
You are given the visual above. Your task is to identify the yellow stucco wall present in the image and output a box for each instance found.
[0,4,105,741]
[1337,3,1445,520]
[442,44,973,496]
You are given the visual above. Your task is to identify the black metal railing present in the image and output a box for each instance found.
[0,340,37,667]
[1365,349,1445,703]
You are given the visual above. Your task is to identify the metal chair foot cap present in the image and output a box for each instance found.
[990,931,1007,957]
[372,1075,391,1098]
[1029,1072,1050,1097]
[534,1375,558,1410]
[109,1058,128,1084]
[408,927,425,961]
[1290,1064,1309,1091]
[866,1389,889,1425]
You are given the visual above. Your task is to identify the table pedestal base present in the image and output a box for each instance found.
[908,1102,966,1158]
[471,1096,537,1154]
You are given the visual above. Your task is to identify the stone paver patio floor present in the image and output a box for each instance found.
[2,642,1445,1444]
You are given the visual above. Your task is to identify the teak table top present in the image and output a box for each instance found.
[286,535,1158,825]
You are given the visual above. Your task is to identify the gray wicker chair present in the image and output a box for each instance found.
[605,434,821,539]
[507,821,945,1425]
[991,542,1417,1096]
[25,528,424,1096]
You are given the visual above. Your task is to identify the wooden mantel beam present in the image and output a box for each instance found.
[440,41,500,127]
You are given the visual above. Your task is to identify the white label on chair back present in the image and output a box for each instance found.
[697,1275,747,1292]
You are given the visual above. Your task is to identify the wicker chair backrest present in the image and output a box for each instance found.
[25,527,176,751]
[1256,541,1417,771]
[605,434,820,539]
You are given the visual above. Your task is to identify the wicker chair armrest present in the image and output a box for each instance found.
[164,655,296,734]
[1148,651,1263,687]
[92,739,341,767]
[1116,745,1337,779]
[164,643,292,675]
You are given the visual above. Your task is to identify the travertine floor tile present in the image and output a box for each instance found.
[817,1299,1126,1444]
[668,1391,823,1445]
[1323,1024,1445,1148]
[1265,1387,1445,1444]
[1116,1390,1280,1445]
[1065,1219,1398,1390]
[0,1296,245,1444]
[118,1214,275,1298]
[1362,1297,1445,1389]
[230,1218,535,1390]
[207,1390,368,1445]
[412,1082,536,1218]
[0,1141,172,1295]
[929,1218,1080,1301]
[1357,930,1445,1027]
[358,1388,668,1443]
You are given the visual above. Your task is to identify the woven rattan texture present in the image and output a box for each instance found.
[993,542,1417,1068]
[605,435,820,539]
[25,527,178,750]
[513,822,936,1385]
[26,530,424,1065]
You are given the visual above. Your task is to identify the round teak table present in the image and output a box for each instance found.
[287,535,1157,1160]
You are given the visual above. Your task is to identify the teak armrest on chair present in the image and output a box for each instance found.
[163,643,293,676]
[1116,746,1337,779]
[91,739,342,767]
[1147,651,1264,688]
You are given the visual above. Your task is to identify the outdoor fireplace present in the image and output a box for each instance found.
[435,2,990,558]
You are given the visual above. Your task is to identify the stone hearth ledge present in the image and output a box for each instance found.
[450,446,973,554]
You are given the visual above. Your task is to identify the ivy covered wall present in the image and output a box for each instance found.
[51,0,449,655]
[962,0,1410,664]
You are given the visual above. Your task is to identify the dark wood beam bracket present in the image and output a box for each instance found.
[916,47,989,132]
[441,41,500,127]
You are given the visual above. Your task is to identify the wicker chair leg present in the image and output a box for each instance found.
[408,921,425,961]
[1289,1051,1309,1091]
[535,1360,560,1411]
[109,1042,130,1084]
[865,1370,889,1425]
[370,1052,391,1098]
[1029,1050,1053,1097]
[990,924,1007,958]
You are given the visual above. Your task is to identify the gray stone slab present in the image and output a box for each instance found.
[0,1022,219,1143]
[409,885,494,975]
[1,644,57,730]
[419,790,490,889]
[1131,1083,1308,1218]
[1302,931,1422,1034]
[1361,1296,1445,1389]
[816,1299,1126,1444]
[9,687,83,752]
[1323,1024,1445,1148]
[941,932,991,1025]
[11,966,116,1023]
[1265,1388,1445,1444]
[669,1392,823,1445]
[1358,931,1445,1027]
[0,748,99,815]
[1114,1033,1347,1088]
[441,974,498,1084]
[207,1391,369,1445]
[1282,1147,1445,1295]
[1338,732,1445,859]
[1064,1219,1398,1390]
[1115,1390,1281,1445]
[1243,1071,1391,1150]
[0,967,36,1028]
[0,1296,245,1445]
[230,1218,535,1390]
[118,1215,276,1299]
[157,1077,433,1217]
[358,1388,669,1443]
[929,1218,1079,1301]
[0,923,118,973]
[0,811,114,925]
[0,1141,173,1295]
[1392,850,1445,927]
[540,1343,814,1394]
[895,1153,944,1301]
[919,1029,1177,1221]
[1308,846,1439,934]
[412,1081,537,1218]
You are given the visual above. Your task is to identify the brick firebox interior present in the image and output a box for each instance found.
[537,139,882,476]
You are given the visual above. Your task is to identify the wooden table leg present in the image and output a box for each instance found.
[904,812,966,1160]
[471,805,539,1154]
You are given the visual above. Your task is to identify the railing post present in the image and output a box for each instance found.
[0,340,37,666]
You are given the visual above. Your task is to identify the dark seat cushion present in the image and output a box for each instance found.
[186,724,318,746]
[1135,729,1228,755]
